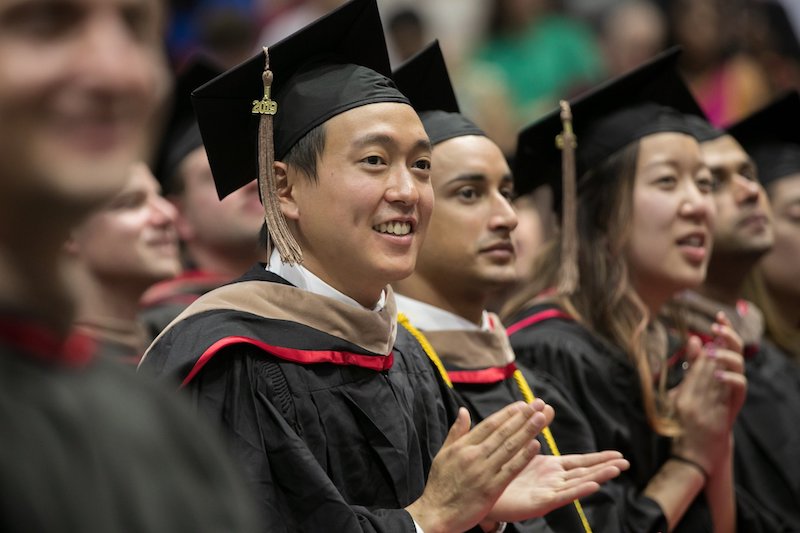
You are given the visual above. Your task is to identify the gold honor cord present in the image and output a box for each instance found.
[397,313,592,532]
[513,370,592,533]
[397,313,452,388]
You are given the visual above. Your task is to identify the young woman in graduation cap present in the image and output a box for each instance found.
[503,48,768,532]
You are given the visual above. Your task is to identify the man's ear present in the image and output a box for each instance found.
[274,161,300,221]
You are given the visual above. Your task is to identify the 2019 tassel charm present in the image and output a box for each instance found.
[254,47,303,266]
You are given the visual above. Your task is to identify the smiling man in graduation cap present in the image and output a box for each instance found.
[139,0,627,531]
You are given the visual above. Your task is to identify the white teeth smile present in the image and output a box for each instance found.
[373,222,411,236]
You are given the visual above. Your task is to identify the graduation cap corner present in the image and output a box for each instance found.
[727,90,800,187]
[392,40,485,146]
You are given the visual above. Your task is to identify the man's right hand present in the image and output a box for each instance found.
[405,400,551,533]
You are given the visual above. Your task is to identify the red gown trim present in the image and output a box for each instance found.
[447,362,518,384]
[181,335,394,387]
[0,319,95,366]
[505,309,574,336]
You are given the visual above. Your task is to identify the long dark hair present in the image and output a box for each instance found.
[504,140,680,436]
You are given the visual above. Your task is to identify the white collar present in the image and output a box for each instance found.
[265,249,386,311]
[395,294,490,331]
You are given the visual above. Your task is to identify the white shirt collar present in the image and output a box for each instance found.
[265,249,386,311]
[395,294,490,331]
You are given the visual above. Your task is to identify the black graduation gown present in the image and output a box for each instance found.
[507,303,781,533]
[140,265,464,532]
[506,303,704,533]
[733,339,800,531]
[0,312,258,533]
[673,293,800,531]
[419,319,598,533]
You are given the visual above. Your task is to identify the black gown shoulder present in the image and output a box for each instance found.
[0,333,258,533]
[733,338,800,531]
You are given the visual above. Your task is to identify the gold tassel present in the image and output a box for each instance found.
[253,47,303,266]
[397,313,453,389]
[555,100,578,295]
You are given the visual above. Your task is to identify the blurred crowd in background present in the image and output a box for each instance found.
[164,0,800,157]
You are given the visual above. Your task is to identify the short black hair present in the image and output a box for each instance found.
[282,122,326,181]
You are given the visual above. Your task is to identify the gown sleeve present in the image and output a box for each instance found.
[511,322,671,533]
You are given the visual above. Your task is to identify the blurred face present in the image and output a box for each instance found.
[281,102,433,306]
[701,135,773,256]
[672,0,722,64]
[0,0,168,211]
[414,135,517,296]
[71,162,180,287]
[625,132,716,310]
[512,193,546,282]
[602,2,667,76]
[761,174,800,301]
[174,146,263,254]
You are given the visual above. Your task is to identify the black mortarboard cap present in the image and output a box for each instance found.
[155,55,222,193]
[727,91,800,187]
[514,47,705,201]
[392,41,485,145]
[684,114,725,143]
[192,0,409,200]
